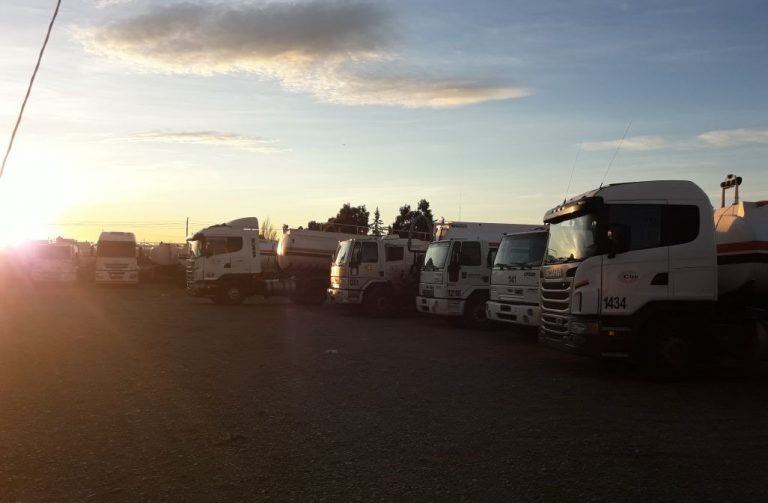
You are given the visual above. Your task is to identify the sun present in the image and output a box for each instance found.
[0,150,91,248]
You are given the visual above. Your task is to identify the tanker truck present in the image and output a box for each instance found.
[486,228,549,328]
[186,218,356,305]
[416,221,540,329]
[327,235,430,316]
[538,174,768,376]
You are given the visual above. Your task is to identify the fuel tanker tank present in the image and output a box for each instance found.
[277,229,357,272]
[714,200,768,295]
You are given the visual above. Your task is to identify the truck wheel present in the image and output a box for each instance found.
[363,287,394,317]
[213,285,245,305]
[644,328,691,381]
[463,295,490,330]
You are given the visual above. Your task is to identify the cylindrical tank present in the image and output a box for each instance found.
[277,229,357,271]
[714,201,768,295]
[149,243,181,267]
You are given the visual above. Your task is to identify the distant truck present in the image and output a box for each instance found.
[486,228,548,328]
[30,241,79,283]
[327,235,430,315]
[416,221,540,328]
[95,231,138,285]
[186,218,356,305]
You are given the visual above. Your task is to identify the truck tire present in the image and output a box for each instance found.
[363,286,395,317]
[641,323,691,381]
[462,294,491,330]
[213,285,245,305]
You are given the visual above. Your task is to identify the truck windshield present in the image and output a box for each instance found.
[495,233,547,269]
[334,240,353,265]
[36,246,72,260]
[423,242,451,270]
[97,242,136,258]
[545,214,598,264]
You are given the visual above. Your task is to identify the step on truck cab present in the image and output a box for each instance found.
[327,235,429,315]
[95,231,138,285]
[538,175,768,375]
[30,240,79,283]
[186,217,355,305]
[416,222,539,328]
[486,228,548,327]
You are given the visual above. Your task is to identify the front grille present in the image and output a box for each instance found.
[540,277,572,337]
[105,263,129,270]
[186,263,195,290]
[420,286,434,297]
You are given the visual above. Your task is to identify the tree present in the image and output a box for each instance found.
[306,203,369,235]
[260,216,278,240]
[370,206,383,236]
[391,199,434,239]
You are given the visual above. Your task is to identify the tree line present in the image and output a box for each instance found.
[299,199,435,239]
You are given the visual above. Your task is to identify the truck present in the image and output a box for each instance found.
[416,221,540,328]
[538,174,768,376]
[29,240,79,283]
[186,217,356,305]
[95,231,139,285]
[327,235,430,315]
[486,228,548,328]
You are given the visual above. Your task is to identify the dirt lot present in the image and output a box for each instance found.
[2,279,768,502]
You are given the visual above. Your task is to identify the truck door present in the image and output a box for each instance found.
[453,241,487,297]
[601,203,670,317]
[203,237,232,280]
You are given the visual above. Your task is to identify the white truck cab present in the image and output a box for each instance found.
[538,176,768,375]
[486,228,548,327]
[95,232,138,285]
[30,241,79,283]
[416,222,539,328]
[328,235,429,315]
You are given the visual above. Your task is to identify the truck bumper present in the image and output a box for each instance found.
[95,270,138,284]
[416,296,465,317]
[327,287,363,305]
[31,271,77,283]
[486,301,540,327]
[539,319,633,358]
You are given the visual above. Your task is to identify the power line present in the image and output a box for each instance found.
[0,0,62,180]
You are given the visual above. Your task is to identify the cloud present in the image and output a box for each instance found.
[697,128,768,147]
[124,131,285,153]
[76,2,530,108]
[581,135,669,152]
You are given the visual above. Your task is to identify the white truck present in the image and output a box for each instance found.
[416,221,539,328]
[186,218,356,305]
[486,228,549,328]
[538,175,768,375]
[95,231,139,285]
[327,235,430,315]
[30,241,79,283]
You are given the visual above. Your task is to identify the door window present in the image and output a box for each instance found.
[386,246,404,262]
[459,241,481,266]
[361,242,379,263]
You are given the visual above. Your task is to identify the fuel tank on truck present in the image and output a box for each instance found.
[715,201,768,295]
[149,243,182,267]
[277,229,357,271]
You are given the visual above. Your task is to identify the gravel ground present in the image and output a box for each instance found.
[2,279,768,502]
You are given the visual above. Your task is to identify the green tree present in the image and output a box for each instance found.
[259,216,278,240]
[391,199,434,239]
[307,203,369,235]
[370,206,383,236]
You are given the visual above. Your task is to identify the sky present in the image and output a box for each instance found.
[0,0,766,245]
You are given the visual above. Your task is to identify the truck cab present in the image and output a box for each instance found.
[538,180,721,366]
[95,231,139,285]
[30,241,79,283]
[486,228,548,327]
[186,218,275,304]
[328,235,428,315]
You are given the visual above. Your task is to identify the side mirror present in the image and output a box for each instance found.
[203,244,214,257]
[447,261,461,282]
[608,224,631,258]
